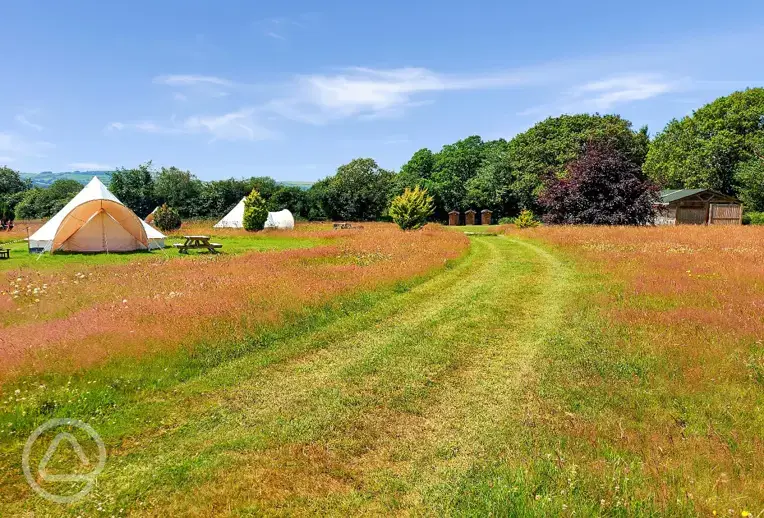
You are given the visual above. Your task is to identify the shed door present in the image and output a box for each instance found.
[709,204,741,225]
[676,205,707,225]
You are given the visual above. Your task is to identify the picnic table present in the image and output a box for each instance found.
[173,235,222,254]
[0,248,9,260]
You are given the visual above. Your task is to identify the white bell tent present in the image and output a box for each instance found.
[213,197,246,228]
[28,177,166,253]
[213,198,295,230]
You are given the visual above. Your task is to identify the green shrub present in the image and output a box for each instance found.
[243,189,268,231]
[743,211,764,225]
[513,209,540,228]
[153,204,182,232]
[389,186,434,230]
[498,217,513,225]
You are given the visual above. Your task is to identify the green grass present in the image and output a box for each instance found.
[0,234,760,516]
[0,236,578,515]
[0,234,325,271]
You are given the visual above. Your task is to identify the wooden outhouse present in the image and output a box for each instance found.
[448,210,460,226]
[464,209,477,225]
[655,189,742,225]
[481,209,492,225]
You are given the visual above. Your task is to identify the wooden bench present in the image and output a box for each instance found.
[0,248,9,260]
[333,223,363,230]
[173,243,222,252]
[174,236,222,254]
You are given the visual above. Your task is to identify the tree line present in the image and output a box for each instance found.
[1,87,762,226]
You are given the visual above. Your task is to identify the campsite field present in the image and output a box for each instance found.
[0,221,327,272]
[0,223,762,516]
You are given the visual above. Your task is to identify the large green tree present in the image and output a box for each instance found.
[197,178,251,219]
[110,161,157,218]
[317,158,394,221]
[394,148,435,194]
[305,179,330,220]
[464,139,516,217]
[735,157,764,211]
[428,136,489,215]
[0,166,31,215]
[0,166,30,199]
[464,161,516,217]
[153,166,203,218]
[243,176,279,201]
[268,186,309,219]
[507,114,649,211]
[644,88,764,198]
[15,179,82,219]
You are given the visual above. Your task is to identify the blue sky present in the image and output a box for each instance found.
[1,1,762,182]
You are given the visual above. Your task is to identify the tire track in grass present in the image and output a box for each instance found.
[129,235,570,516]
[5,236,500,516]
[378,238,574,514]
[286,236,575,516]
[117,236,536,515]
[4,236,574,516]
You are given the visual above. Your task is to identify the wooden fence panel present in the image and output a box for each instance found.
[676,206,707,225]
[709,204,742,225]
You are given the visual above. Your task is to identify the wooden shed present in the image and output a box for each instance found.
[464,209,477,225]
[448,210,460,226]
[481,209,492,225]
[655,189,742,225]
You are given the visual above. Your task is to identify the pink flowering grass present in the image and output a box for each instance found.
[0,223,467,383]
[504,224,764,513]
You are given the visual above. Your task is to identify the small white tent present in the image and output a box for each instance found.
[213,198,295,230]
[29,177,166,253]
[265,209,295,230]
[213,198,246,229]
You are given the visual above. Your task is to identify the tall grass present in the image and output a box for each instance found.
[0,223,467,383]
[505,225,764,515]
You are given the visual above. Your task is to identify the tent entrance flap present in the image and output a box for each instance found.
[59,210,146,252]
[53,200,149,252]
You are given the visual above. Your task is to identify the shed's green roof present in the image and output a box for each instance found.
[659,188,710,203]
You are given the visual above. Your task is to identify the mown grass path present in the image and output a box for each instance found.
[3,235,577,516]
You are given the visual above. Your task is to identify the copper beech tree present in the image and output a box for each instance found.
[540,140,659,225]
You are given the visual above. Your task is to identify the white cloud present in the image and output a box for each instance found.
[146,63,681,130]
[122,62,689,140]
[572,74,678,110]
[0,132,54,158]
[153,74,236,100]
[255,16,309,41]
[108,108,276,142]
[183,109,276,141]
[153,74,234,87]
[265,31,286,41]
[15,114,43,132]
[518,73,679,117]
[69,162,115,171]
[107,121,183,134]
[267,66,533,123]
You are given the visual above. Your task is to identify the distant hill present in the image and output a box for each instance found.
[278,181,314,190]
[21,171,114,187]
[21,171,314,190]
